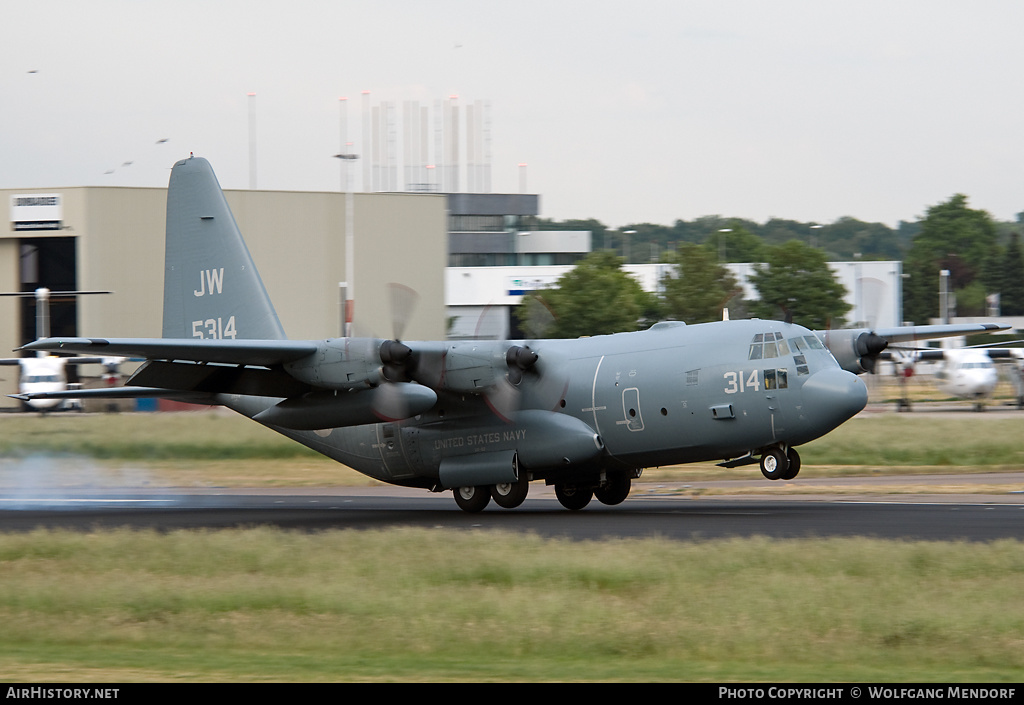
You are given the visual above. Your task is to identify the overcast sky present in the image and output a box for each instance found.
[3,1,1023,229]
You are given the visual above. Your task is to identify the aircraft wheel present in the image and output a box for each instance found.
[554,484,593,511]
[453,485,491,513]
[594,472,631,506]
[491,476,529,509]
[759,448,789,481]
[781,448,801,480]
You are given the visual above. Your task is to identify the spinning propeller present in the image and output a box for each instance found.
[854,331,888,373]
[365,284,437,421]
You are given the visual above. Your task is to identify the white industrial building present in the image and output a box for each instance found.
[447,259,904,340]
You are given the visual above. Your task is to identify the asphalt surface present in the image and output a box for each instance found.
[1,401,1022,541]
[1,478,1021,542]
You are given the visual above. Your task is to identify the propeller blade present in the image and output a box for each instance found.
[387,283,418,342]
[485,376,521,423]
[371,382,437,422]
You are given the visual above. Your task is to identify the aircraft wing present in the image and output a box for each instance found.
[18,337,318,367]
[815,322,1011,374]
[11,337,320,408]
[863,322,1011,345]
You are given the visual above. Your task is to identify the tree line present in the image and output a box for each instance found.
[519,194,1024,336]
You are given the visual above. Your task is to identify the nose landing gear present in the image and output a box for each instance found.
[760,446,801,481]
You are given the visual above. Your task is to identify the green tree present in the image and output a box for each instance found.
[661,243,745,323]
[515,251,651,338]
[1001,232,1024,315]
[903,194,997,323]
[980,242,1006,301]
[823,217,905,261]
[749,241,851,329]
[703,222,766,263]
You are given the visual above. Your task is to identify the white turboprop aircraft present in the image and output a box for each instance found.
[0,288,124,411]
[886,343,1024,411]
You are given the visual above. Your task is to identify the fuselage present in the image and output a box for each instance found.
[224,319,868,489]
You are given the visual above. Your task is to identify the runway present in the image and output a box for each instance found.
[1,480,1022,542]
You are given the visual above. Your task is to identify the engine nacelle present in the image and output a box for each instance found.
[818,330,888,374]
[284,338,403,390]
[253,384,437,430]
[410,341,537,394]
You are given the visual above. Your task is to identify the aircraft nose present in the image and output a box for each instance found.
[800,368,868,433]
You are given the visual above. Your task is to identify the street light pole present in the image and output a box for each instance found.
[717,228,732,263]
[809,224,823,248]
[622,230,636,262]
[334,152,360,337]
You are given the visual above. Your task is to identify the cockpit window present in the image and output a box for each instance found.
[803,335,825,350]
[751,332,800,362]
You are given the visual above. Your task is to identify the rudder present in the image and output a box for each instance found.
[162,156,286,340]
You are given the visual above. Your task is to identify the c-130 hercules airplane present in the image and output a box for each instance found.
[14,156,1009,511]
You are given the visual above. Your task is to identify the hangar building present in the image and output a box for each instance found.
[1,183,449,407]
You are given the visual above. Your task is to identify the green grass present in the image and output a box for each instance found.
[0,411,319,461]
[0,529,1021,682]
[799,414,1024,468]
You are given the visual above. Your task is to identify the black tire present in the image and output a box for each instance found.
[594,472,631,506]
[781,447,801,480]
[554,484,593,511]
[759,448,789,481]
[491,477,529,509]
[453,485,491,513]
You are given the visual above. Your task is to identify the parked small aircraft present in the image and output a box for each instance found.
[0,288,123,411]
[884,345,1024,411]
[12,156,1009,509]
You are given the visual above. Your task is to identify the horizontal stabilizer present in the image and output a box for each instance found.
[19,337,317,367]
[10,387,215,403]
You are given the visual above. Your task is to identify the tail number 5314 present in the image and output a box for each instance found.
[192,316,237,339]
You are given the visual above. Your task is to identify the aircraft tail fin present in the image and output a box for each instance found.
[162,155,286,341]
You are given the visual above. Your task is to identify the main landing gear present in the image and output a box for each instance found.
[760,446,801,481]
[452,475,531,513]
[451,471,634,513]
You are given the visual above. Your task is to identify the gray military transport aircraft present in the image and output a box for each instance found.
[12,156,1009,511]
